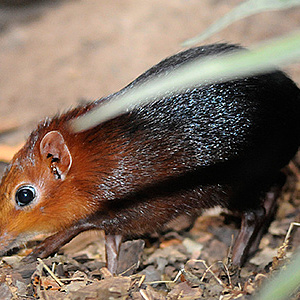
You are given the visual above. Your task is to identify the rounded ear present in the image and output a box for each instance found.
[40,131,72,180]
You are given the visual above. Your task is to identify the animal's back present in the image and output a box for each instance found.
[105,44,300,185]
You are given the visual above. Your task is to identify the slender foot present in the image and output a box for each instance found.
[22,224,95,262]
[231,179,284,266]
[248,186,281,256]
[105,234,123,275]
[231,207,265,266]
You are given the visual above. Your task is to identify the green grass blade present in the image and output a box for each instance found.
[256,250,300,300]
[71,30,300,132]
[183,0,300,47]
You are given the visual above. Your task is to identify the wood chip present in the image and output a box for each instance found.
[117,239,145,276]
[167,281,203,299]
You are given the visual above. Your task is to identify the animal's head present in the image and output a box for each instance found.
[0,101,132,254]
[0,127,96,254]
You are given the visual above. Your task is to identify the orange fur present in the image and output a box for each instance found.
[0,103,125,251]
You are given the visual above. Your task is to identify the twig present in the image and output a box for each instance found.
[140,289,151,300]
[173,269,183,282]
[284,222,300,245]
[119,263,137,276]
[137,275,146,288]
[15,294,35,299]
[143,279,177,285]
[190,259,223,286]
[144,269,183,285]
[222,261,232,287]
[37,258,64,287]
[59,277,93,283]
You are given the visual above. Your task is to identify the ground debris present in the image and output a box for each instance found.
[117,239,145,276]
[0,182,299,299]
[167,281,203,299]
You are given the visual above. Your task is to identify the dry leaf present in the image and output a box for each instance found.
[167,281,203,300]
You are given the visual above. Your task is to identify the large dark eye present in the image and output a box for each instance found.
[15,185,36,207]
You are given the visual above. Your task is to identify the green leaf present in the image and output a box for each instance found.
[256,249,300,300]
[183,0,300,46]
[70,30,300,132]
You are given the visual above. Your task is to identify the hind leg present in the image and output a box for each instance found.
[247,185,281,256]
[231,174,285,266]
[231,207,265,266]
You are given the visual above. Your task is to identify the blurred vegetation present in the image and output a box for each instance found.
[183,0,300,46]
[72,30,300,131]
[72,0,300,131]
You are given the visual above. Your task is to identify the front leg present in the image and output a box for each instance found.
[22,224,124,275]
[22,222,96,263]
[105,234,123,275]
